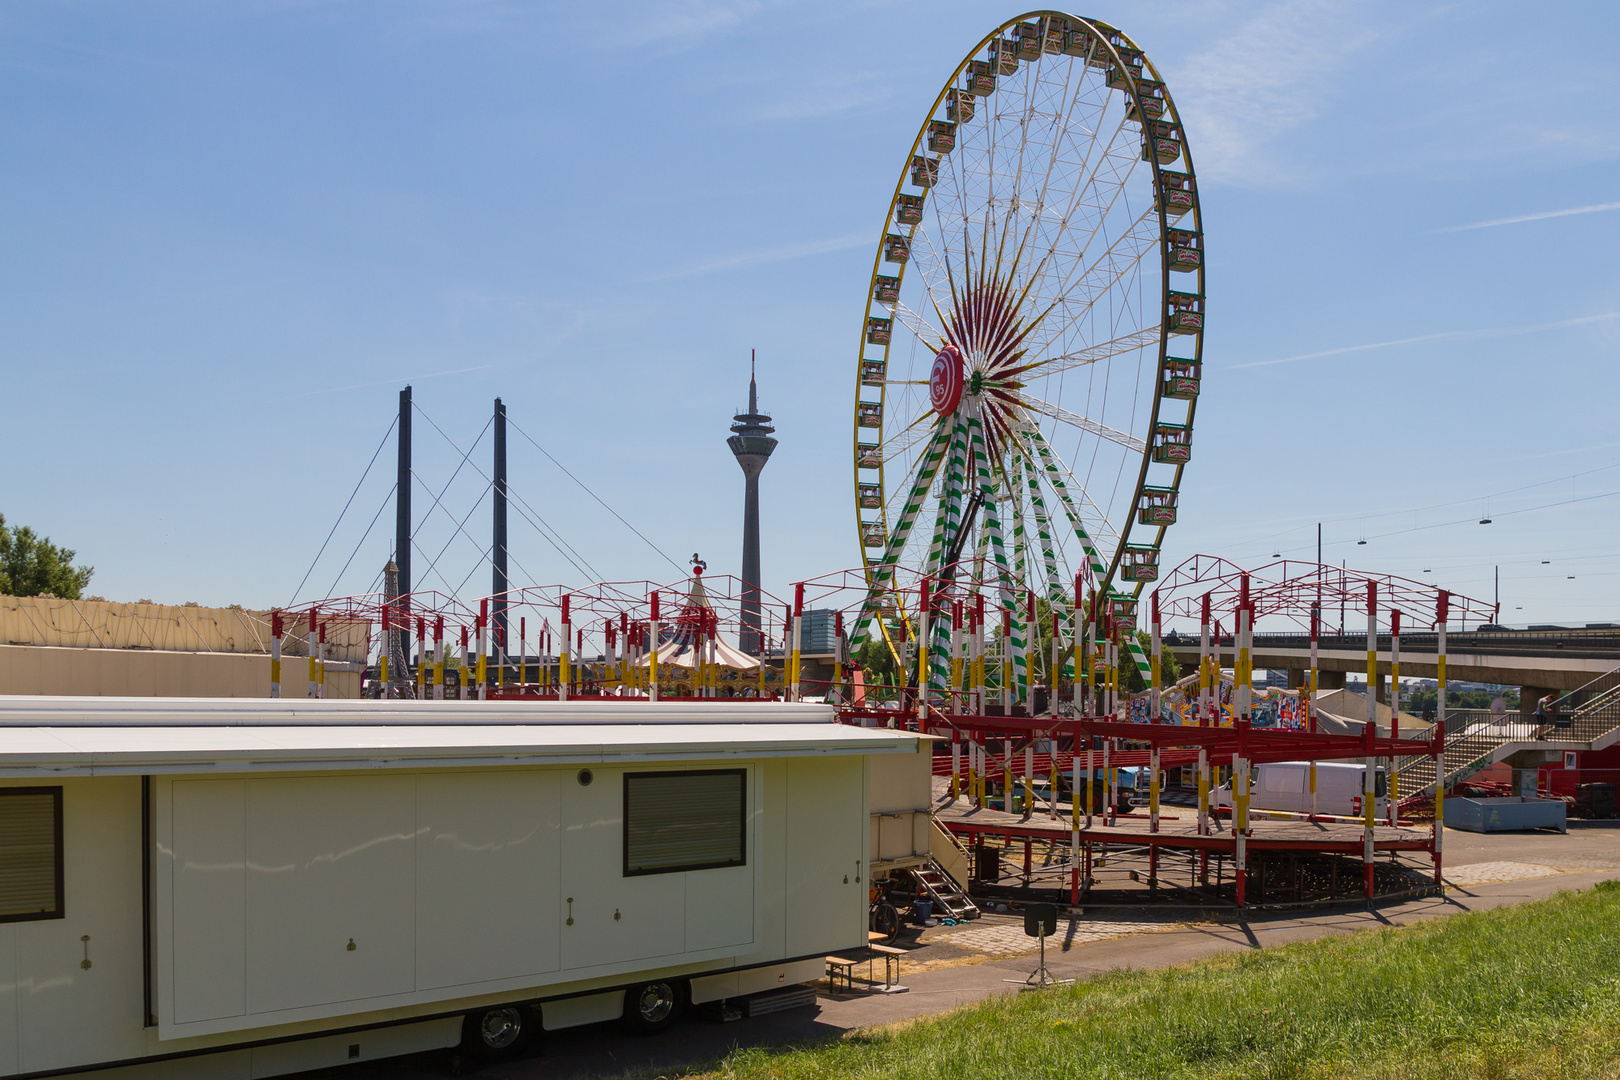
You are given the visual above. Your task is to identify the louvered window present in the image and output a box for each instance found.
[624,770,745,876]
[0,788,62,922]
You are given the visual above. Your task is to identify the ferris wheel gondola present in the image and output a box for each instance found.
[850,12,1204,700]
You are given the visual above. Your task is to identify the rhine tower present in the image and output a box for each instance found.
[727,351,777,655]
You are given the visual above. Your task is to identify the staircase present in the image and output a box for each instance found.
[1396,665,1620,802]
[905,859,980,921]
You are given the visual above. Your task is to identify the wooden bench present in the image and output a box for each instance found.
[825,955,859,994]
[869,943,905,988]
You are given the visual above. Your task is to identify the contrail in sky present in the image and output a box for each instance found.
[1233,312,1620,370]
[1433,200,1620,233]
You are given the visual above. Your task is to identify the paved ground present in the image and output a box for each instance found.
[302,820,1620,1080]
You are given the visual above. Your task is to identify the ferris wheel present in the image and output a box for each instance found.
[850,13,1203,691]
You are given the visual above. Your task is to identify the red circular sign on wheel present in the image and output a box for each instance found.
[930,345,964,416]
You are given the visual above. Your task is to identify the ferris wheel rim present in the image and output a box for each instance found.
[850,11,1204,641]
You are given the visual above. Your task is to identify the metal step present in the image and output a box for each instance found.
[907,859,980,920]
[742,985,818,1017]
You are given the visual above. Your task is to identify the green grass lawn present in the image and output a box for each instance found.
[710,882,1620,1080]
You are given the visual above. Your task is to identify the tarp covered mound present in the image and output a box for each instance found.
[637,573,761,672]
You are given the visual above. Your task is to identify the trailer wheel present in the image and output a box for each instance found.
[623,980,682,1034]
[462,1004,532,1061]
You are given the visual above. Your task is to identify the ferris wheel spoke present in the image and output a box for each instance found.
[880,413,942,465]
[1015,326,1162,378]
[888,299,947,349]
[1020,189,1158,358]
[1014,396,1145,454]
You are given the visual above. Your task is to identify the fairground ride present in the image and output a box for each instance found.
[850,13,1202,699]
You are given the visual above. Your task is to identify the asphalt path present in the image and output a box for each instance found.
[304,821,1620,1079]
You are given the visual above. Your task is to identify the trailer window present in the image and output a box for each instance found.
[0,788,62,922]
[624,770,746,876]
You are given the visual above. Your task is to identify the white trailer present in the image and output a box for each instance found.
[0,697,926,1077]
[1212,760,1390,819]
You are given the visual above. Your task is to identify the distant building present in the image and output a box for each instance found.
[727,355,777,655]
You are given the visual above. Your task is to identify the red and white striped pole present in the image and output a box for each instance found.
[1435,590,1449,887]
[270,611,284,698]
[307,609,319,699]
[1364,580,1378,900]
[1389,608,1402,825]
[476,600,488,700]
[649,591,661,702]
[461,625,471,700]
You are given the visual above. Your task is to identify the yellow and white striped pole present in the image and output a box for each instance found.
[1085,745,1095,829]
[946,599,959,718]
[559,595,571,702]
[649,591,661,702]
[1149,590,1161,724]
[421,615,434,702]
[790,586,804,704]
[916,579,930,725]
[1197,747,1209,836]
[1073,574,1085,714]
[377,608,389,695]
[1001,607,1013,714]
[1199,593,1211,724]
[461,625,471,700]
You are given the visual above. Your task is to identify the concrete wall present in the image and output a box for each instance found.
[0,644,363,699]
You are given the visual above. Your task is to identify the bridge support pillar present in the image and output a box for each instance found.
[1317,670,1346,690]
[1519,684,1557,720]
[1286,668,1307,691]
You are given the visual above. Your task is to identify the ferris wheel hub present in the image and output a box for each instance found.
[929,345,965,416]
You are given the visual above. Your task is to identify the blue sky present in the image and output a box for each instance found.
[3,0,1618,630]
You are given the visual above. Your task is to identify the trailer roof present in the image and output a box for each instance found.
[0,698,923,776]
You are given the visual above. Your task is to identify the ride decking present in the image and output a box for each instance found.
[931,777,1431,854]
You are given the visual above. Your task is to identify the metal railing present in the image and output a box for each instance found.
[1166,627,1620,661]
[1395,664,1620,799]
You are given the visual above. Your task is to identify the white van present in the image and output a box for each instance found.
[1212,761,1389,819]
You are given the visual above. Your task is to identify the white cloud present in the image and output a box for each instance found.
[643,231,868,281]
[623,0,764,49]
[1171,0,1383,186]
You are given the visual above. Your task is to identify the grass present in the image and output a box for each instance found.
[703,881,1620,1080]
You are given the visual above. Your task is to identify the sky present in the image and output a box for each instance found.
[3,0,1619,632]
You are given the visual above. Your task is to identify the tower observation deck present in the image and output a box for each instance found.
[728,353,777,655]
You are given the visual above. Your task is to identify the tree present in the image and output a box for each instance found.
[0,514,94,599]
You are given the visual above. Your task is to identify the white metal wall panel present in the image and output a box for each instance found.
[684,863,754,954]
[415,771,561,990]
[172,779,247,1023]
[18,778,146,1075]
[0,924,18,1075]
[245,776,416,1013]
[560,769,686,970]
[784,758,866,958]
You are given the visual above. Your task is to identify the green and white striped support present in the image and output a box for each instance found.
[967,416,1021,692]
[1027,430,1110,582]
[1020,448,1075,679]
[1008,455,1032,703]
[920,416,968,693]
[967,415,1018,608]
[1026,432,1151,684]
[849,423,950,650]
